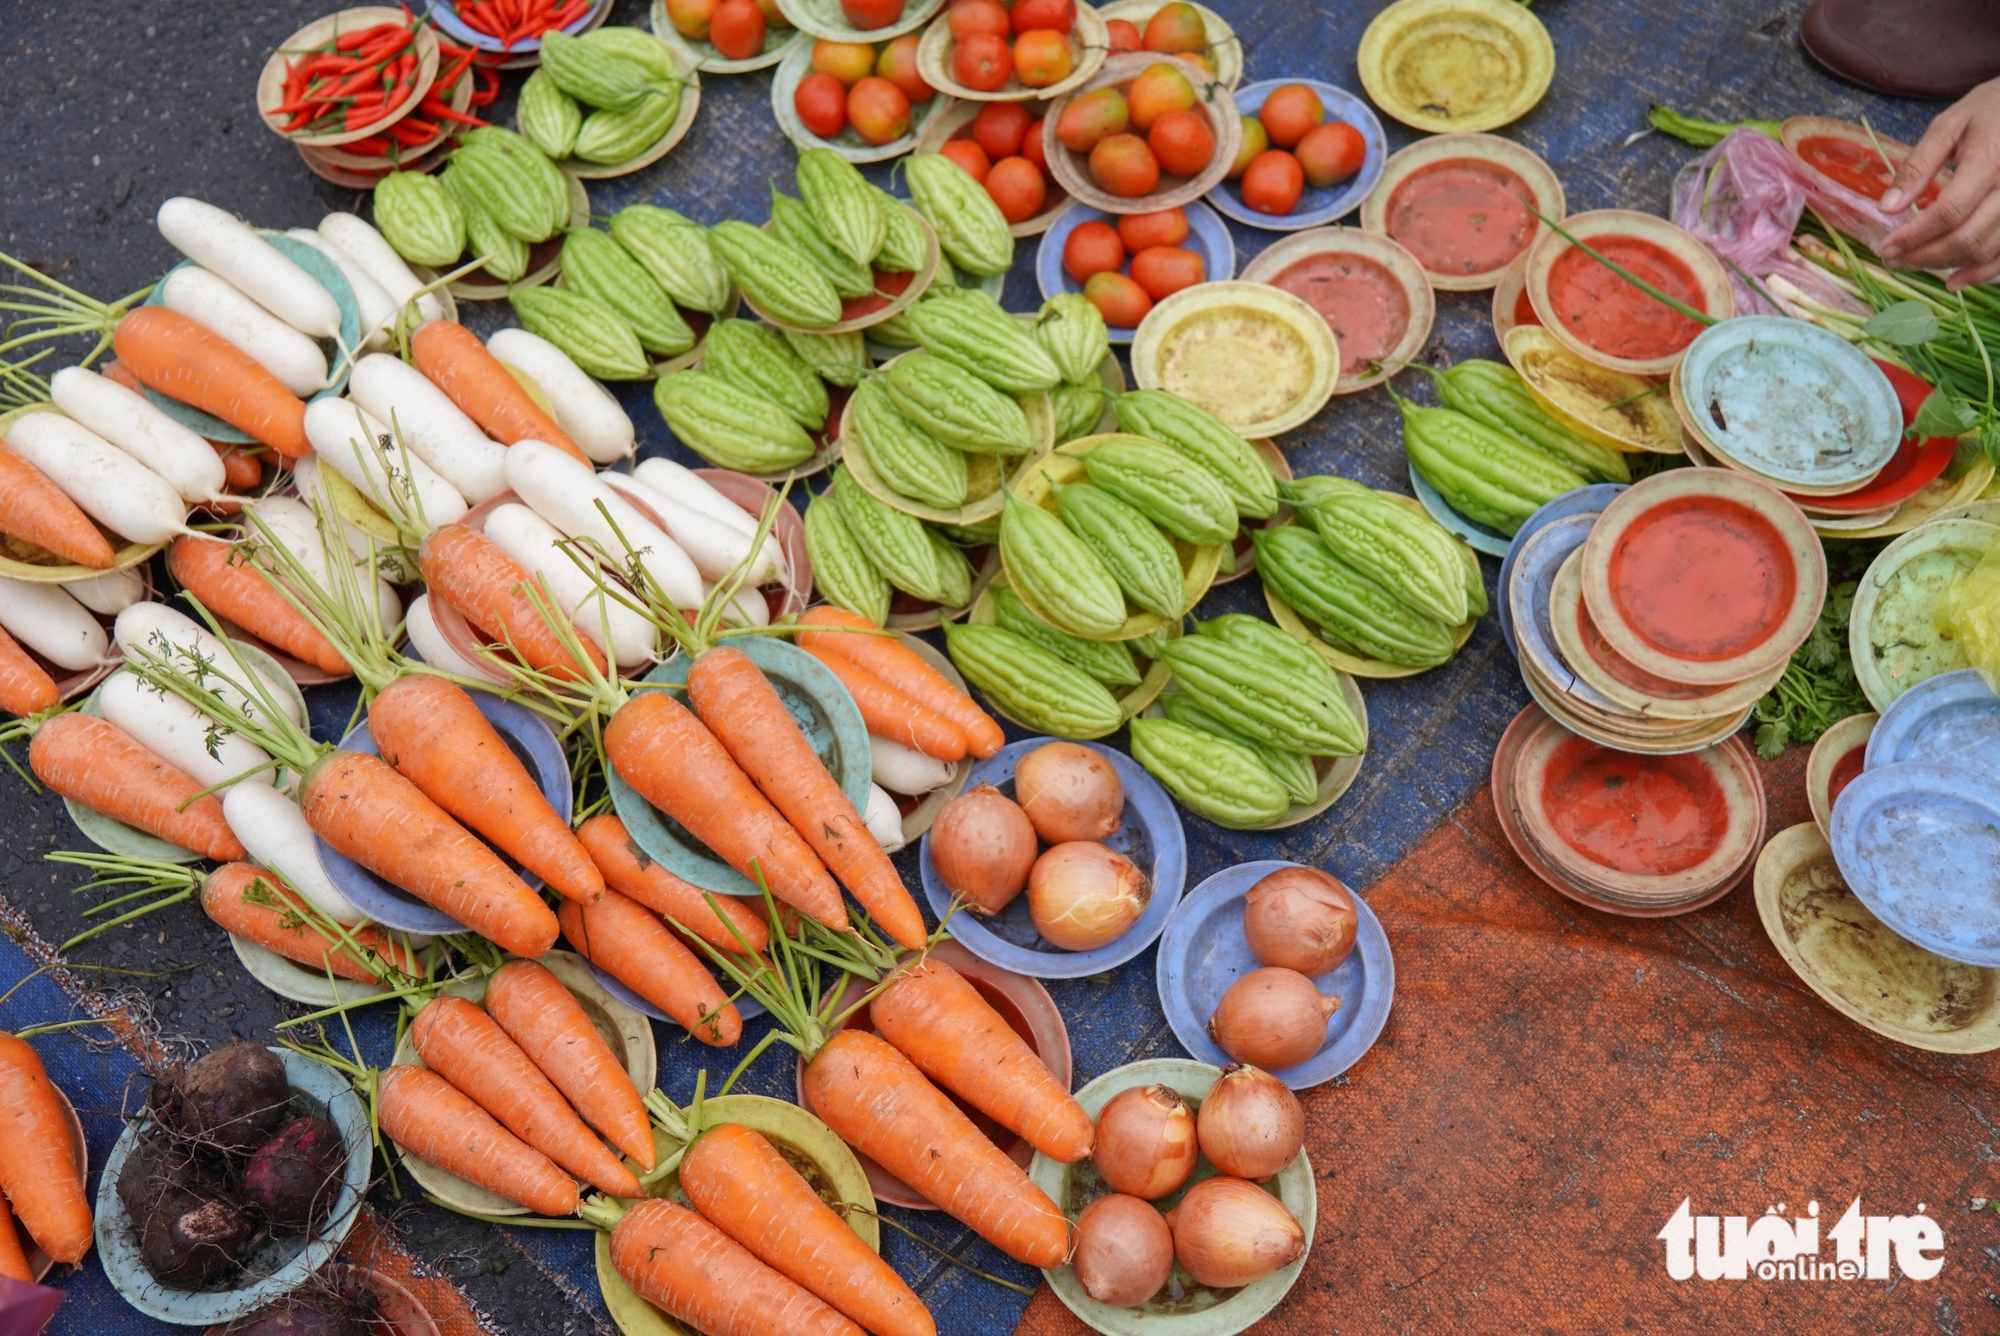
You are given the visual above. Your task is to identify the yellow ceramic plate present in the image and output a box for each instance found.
[1503,325,1683,454]
[1129,281,1337,438]
[1357,0,1554,135]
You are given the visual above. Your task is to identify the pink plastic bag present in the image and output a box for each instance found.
[0,1275,64,1336]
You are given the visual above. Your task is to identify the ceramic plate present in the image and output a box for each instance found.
[1237,227,1435,394]
[1523,210,1733,377]
[1831,760,2000,967]
[1848,518,1999,710]
[1357,0,1554,134]
[1358,132,1564,291]
[1409,457,1511,556]
[1497,483,1624,657]
[1864,669,2000,774]
[1129,281,1338,437]
[1807,711,1877,840]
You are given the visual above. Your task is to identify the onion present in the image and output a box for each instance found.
[1092,1085,1197,1199]
[1071,1193,1175,1307]
[1029,842,1149,951]
[1207,968,1339,1071]
[1242,867,1358,975]
[1014,742,1123,843]
[1197,1065,1304,1181]
[929,784,1038,915]
[1166,1176,1306,1288]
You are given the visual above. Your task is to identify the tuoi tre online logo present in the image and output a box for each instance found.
[1657,1199,1943,1282]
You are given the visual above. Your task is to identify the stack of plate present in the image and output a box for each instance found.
[1503,470,1826,753]
[1492,702,1767,915]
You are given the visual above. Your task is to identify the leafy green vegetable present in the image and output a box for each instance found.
[1913,389,1979,440]
[1749,542,1882,758]
[1862,300,1940,347]
[1646,106,1783,148]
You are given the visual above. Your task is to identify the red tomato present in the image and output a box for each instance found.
[948,0,1011,42]
[1130,245,1205,300]
[1089,133,1160,197]
[839,0,904,30]
[794,72,849,138]
[1055,87,1129,153]
[953,33,1014,91]
[1104,17,1142,52]
[973,102,1033,159]
[1117,208,1188,251]
[1013,30,1073,88]
[847,76,913,145]
[1063,221,1125,283]
[1294,120,1367,188]
[666,0,717,40]
[986,156,1048,223]
[710,0,766,60]
[940,138,992,182]
[1239,148,1303,215]
[1258,83,1325,149]
[1127,61,1194,130]
[1147,108,1214,177]
[1142,2,1206,53]
[812,39,877,86]
[876,35,934,103]
[1084,271,1154,327]
[1021,116,1049,172]
[1011,0,1075,34]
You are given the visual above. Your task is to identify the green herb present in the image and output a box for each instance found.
[1645,106,1783,148]
[1861,300,1939,347]
[1749,542,1881,758]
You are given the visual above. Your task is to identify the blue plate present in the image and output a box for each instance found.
[430,0,607,53]
[1409,459,1511,557]
[1866,669,2000,774]
[919,738,1186,978]
[582,958,766,1025]
[1205,80,1388,232]
[317,689,571,934]
[1154,859,1393,1089]
[1034,200,1235,344]
[1497,483,1626,658]
[607,638,872,896]
[1506,513,1635,716]
[1831,760,2000,967]
[94,1047,374,1324]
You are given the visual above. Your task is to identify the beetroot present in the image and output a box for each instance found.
[223,1294,372,1336]
[118,1129,232,1224]
[242,1116,348,1231]
[157,1042,292,1152]
[139,1184,255,1286]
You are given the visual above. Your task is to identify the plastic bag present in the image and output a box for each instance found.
[0,1276,63,1336]
[1937,531,2000,693]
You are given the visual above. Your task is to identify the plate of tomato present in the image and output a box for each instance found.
[774,33,952,161]
[1206,78,1387,231]
[1036,199,1234,342]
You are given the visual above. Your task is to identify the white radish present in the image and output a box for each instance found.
[318,212,445,325]
[48,367,228,503]
[286,228,397,350]
[869,734,957,794]
[161,267,330,397]
[483,504,658,668]
[864,783,907,854]
[403,593,485,678]
[348,354,508,503]
[486,328,635,463]
[113,602,304,728]
[303,398,468,535]
[4,413,188,546]
[503,440,705,611]
[0,577,107,671]
[246,495,400,634]
[60,569,148,618]
[99,668,273,792]
[156,197,342,339]
[601,471,781,586]
[223,782,364,924]
[291,457,421,585]
[714,582,771,628]
[633,457,759,536]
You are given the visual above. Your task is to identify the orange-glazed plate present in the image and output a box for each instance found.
[1359,132,1563,292]
[1524,209,1733,376]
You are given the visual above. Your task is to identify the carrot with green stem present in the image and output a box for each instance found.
[24,710,244,861]
[409,321,589,464]
[379,1065,581,1216]
[419,523,607,684]
[485,958,654,1170]
[576,813,769,956]
[0,1031,92,1265]
[557,890,741,1046]
[169,534,351,676]
[795,607,1005,759]
[0,442,117,570]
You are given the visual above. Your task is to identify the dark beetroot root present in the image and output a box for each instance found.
[157,1042,292,1152]
[224,1291,374,1336]
[139,1184,255,1287]
[242,1116,348,1231]
[118,1129,232,1224]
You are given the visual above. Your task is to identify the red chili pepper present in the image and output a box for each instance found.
[344,135,394,157]
[470,65,501,105]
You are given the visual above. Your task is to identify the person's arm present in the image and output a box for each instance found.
[1878,78,2000,288]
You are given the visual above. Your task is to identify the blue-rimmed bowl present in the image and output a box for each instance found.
[1155,859,1394,1089]
[317,688,571,934]
[1832,760,2000,968]
[1866,669,2000,774]
[1035,200,1235,344]
[95,1047,373,1325]
[1206,79,1388,231]
[430,0,611,58]
[918,737,1186,978]
[1496,483,1625,657]
[1409,458,1511,557]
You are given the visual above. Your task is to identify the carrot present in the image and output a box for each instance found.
[602,690,847,934]
[369,674,604,904]
[199,862,417,981]
[689,646,925,951]
[418,524,606,682]
[803,646,967,762]
[802,1030,1069,1268]
[0,443,116,570]
[213,440,263,491]
[99,359,143,394]
[298,748,558,958]
[577,814,769,956]
[557,891,740,1046]
[376,1064,579,1216]
[113,307,311,458]
[170,535,351,676]
[410,996,643,1199]
[0,1033,91,1265]
[680,1122,934,1336]
[870,959,1092,1162]
[485,959,654,1170]
[0,1191,29,1281]
[796,608,1004,759]
[604,1199,866,1336]
[30,713,245,861]
[409,321,589,464]
[0,622,59,717]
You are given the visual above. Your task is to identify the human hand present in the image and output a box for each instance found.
[1878,76,2000,289]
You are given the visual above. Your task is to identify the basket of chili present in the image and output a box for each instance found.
[258,8,448,149]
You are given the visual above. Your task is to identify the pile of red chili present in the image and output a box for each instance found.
[451,0,597,51]
[272,9,497,153]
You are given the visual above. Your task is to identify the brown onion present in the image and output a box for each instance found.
[1029,842,1149,950]
[930,784,1038,915]
[1014,742,1123,843]
[1207,968,1338,1071]
[1242,867,1358,975]
[1092,1085,1197,1199]
[1071,1193,1175,1307]
[1197,1065,1304,1181]
[1166,1176,1306,1288]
